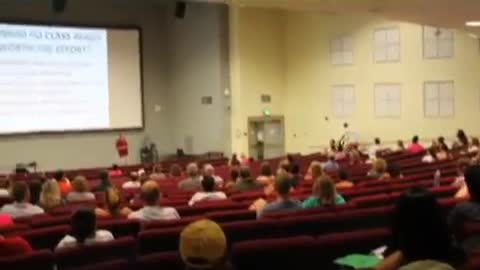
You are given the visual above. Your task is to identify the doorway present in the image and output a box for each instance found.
[248,116,285,160]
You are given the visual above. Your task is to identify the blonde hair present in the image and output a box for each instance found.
[72,175,89,193]
[105,187,122,214]
[186,163,199,177]
[40,179,62,210]
[373,159,387,174]
[313,175,336,206]
[310,161,324,180]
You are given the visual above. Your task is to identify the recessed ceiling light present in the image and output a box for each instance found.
[466,21,480,27]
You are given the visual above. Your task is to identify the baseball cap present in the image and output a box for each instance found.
[179,219,227,268]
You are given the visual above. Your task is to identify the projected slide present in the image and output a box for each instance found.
[0,23,143,134]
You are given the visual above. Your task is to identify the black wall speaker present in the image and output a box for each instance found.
[52,0,67,13]
[175,1,186,19]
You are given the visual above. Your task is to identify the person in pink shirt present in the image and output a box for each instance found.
[407,135,425,154]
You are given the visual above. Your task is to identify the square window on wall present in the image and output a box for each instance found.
[330,35,354,65]
[423,81,454,117]
[374,27,400,63]
[374,83,402,117]
[423,26,454,59]
[332,85,355,117]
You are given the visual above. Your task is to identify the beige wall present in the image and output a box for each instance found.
[166,3,231,155]
[229,6,286,155]
[0,0,173,171]
[285,12,480,153]
[230,7,480,155]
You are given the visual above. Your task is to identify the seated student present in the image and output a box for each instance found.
[258,174,302,218]
[231,167,262,193]
[323,154,339,173]
[377,188,465,270]
[224,168,240,191]
[335,168,354,189]
[290,164,302,188]
[54,170,72,197]
[303,175,346,209]
[448,165,480,229]
[334,144,347,161]
[328,139,337,155]
[128,180,180,221]
[422,148,438,164]
[108,164,123,177]
[305,161,323,182]
[453,129,470,152]
[66,176,95,203]
[56,208,114,250]
[150,163,167,181]
[95,187,132,218]
[368,159,389,179]
[203,164,224,188]
[407,135,425,154]
[396,140,406,152]
[0,177,10,198]
[122,172,142,189]
[179,219,230,270]
[451,158,472,199]
[256,162,275,187]
[170,164,183,179]
[92,171,111,192]
[0,182,44,218]
[188,176,227,206]
[178,163,203,192]
[0,234,32,257]
[387,162,404,180]
[39,179,63,212]
[469,137,480,153]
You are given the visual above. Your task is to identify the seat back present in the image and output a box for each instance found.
[98,219,141,237]
[20,225,71,250]
[231,236,317,270]
[138,227,183,254]
[63,259,129,270]
[0,249,54,270]
[55,237,136,269]
[137,252,184,270]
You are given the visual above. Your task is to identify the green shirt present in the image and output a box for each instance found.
[302,194,346,209]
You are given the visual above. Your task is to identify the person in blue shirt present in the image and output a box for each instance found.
[302,175,346,209]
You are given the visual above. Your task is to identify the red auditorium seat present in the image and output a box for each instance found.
[221,219,279,245]
[138,227,183,254]
[315,228,391,268]
[31,215,71,228]
[430,186,458,198]
[143,215,204,230]
[0,249,54,270]
[0,223,30,236]
[97,219,141,237]
[136,251,184,270]
[351,194,392,208]
[19,225,71,250]
[231,236,317,270]
[262,203,356,219]
[67,259,129,270]
[205,209,257,223]
[468,257,480,270]
[55,237,136,269]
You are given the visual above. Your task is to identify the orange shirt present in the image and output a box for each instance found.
[58,179,72,197]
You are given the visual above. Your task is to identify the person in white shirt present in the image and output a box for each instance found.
[469,138,480,153]
[203,164,224,188]
[122,172,142,189]
[56,208,114,250]
[188,176,227,206]
[341,122,360,146]
[0,181,44,219]
[66,176,95,203]
[128,180,180,221]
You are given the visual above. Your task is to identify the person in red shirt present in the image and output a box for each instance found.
[54,170,72,197]
[116,134,129,165]
[407,135,425,154]
[0,235,32,257]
